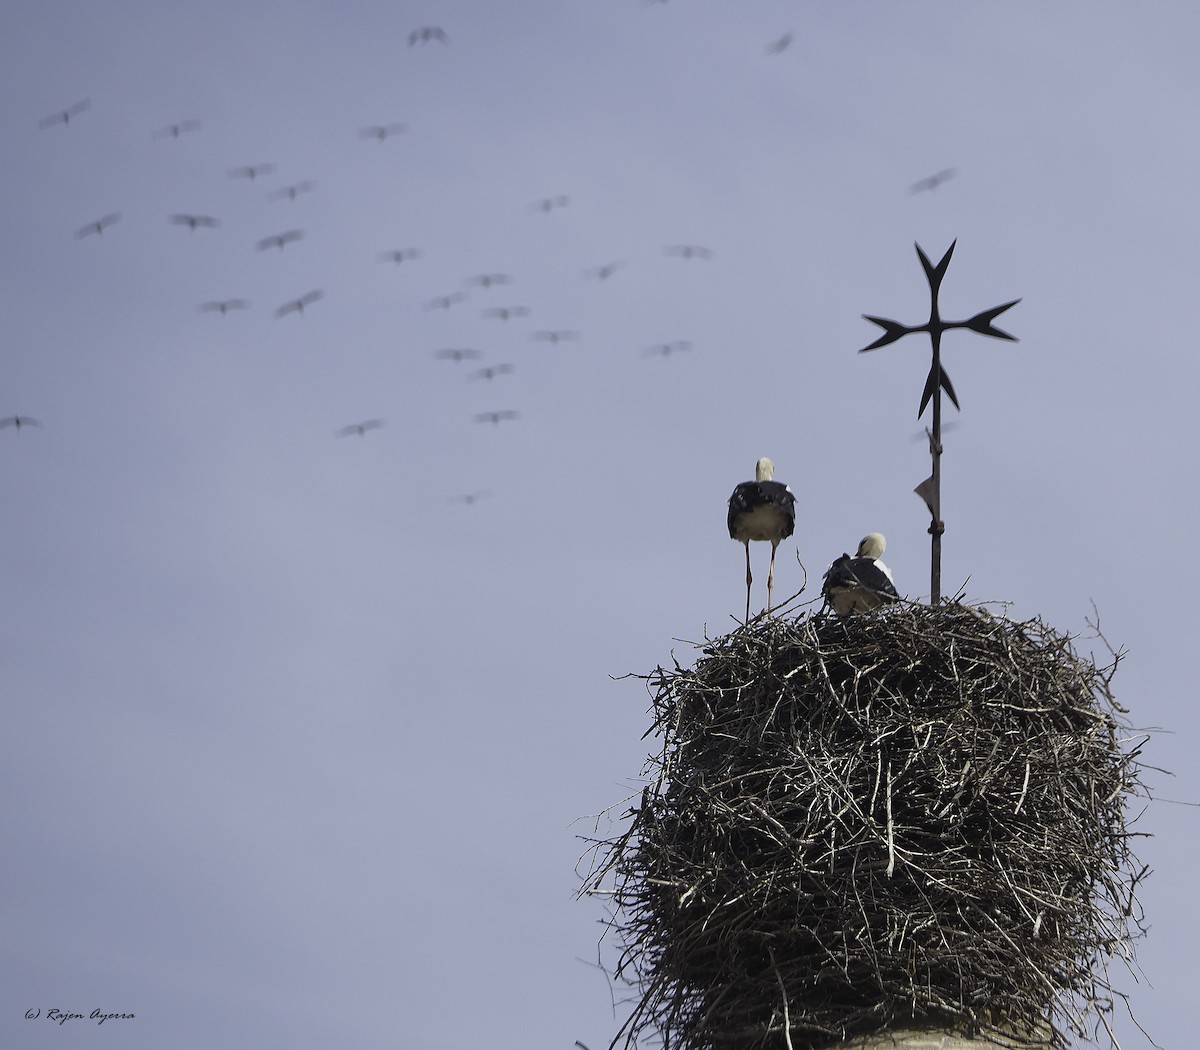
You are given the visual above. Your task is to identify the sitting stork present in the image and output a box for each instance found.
[728,457,796,622]
[821,533,900,614]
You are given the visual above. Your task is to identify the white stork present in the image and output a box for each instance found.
[821,533,900,614]
[727,457,796,622]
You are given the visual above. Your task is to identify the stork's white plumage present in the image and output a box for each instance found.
[727,457,796,622]
[821,532,900,614]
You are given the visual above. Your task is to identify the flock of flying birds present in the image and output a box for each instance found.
[728,457,898,623]
[25,23,953,594]
[25,30,746,510]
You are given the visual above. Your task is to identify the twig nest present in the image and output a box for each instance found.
[584,603,1148,1050]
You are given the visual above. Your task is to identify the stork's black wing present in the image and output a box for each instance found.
[727,480,796,540]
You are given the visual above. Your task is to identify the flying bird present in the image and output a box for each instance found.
[75,213,121,238]
[765,32,794,55]
[424,292,468,311]
[269,181,315,202]
[0,415,43,431]
[154,120,200,139]
[469,364,514,381]
[665,245,712,260]
[530,195,569,213]
[467,273,512,289]
[436,348,482,362]
[473,410,519,426]
[200,299,250,315]
[335,419,384,438]
[727,457,796,622]
[586,261,625,281]
[359,123,407,141]
[275,290,323,318]
[821,533,900,614]
[482,306,529,321]
[409,25,449,45]
[171,214,220,231]
[450,490,491,505]
[227,163,277,181]
[256,229,304,251]
[39,99,89,129]
[379,248,421,264]
[910,168,957,194]
[531,330,579,344]
[643,340,692,357]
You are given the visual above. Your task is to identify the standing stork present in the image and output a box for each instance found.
[821,533,899,614]
[727,457,796,622]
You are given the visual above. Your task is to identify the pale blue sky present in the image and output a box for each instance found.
[2,3,1194,1048]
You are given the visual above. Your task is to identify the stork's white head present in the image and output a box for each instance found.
[857,533,887,559]
[755,457,775,482]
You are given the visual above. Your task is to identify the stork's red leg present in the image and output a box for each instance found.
[767,541,778,613]
[744,542,752,624]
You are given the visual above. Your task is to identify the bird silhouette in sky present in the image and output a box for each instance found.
[531,330,579,344]
[154,120,200,139]
[380,249,421,264]
[450,490,491,505]
[473,410,519,426]
[482,305,530,321]
[0,415,43,431]
[227,163,277,181]
[75,213,121,239]
[530,195,569,213]
[467,273,512,289]
[335,419,384,438]
[39,99,89,129]
[275,290,323,318]
[200,299,250,315]
[171,214,220,231]
[910,168,956,194]
[665,244,712,260]
[256,229,304,251]
[424,292,468,311]
[436,348,482,363]
[409,26,448,45]
[469,364,514,381]
[359,123,407,142]
[586,261,625,281]
[765,32,794,55]
[269,181,314,202]
[643,340,692,357]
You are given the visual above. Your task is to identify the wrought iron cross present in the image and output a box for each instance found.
[859,241,1019,605]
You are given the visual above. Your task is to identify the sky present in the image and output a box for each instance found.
[2,2,1196,1048]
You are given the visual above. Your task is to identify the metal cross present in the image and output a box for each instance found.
[858,241,1019,605]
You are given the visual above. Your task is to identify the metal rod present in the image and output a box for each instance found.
[857,242,1019,608]
[930,327,943,605]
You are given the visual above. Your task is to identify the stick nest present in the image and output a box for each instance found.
[583,603,1149,1050]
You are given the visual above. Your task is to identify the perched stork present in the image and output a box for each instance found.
[821,533,899,614]
[727,457,796,622]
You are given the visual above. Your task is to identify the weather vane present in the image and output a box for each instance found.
[859,241,1019,606]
